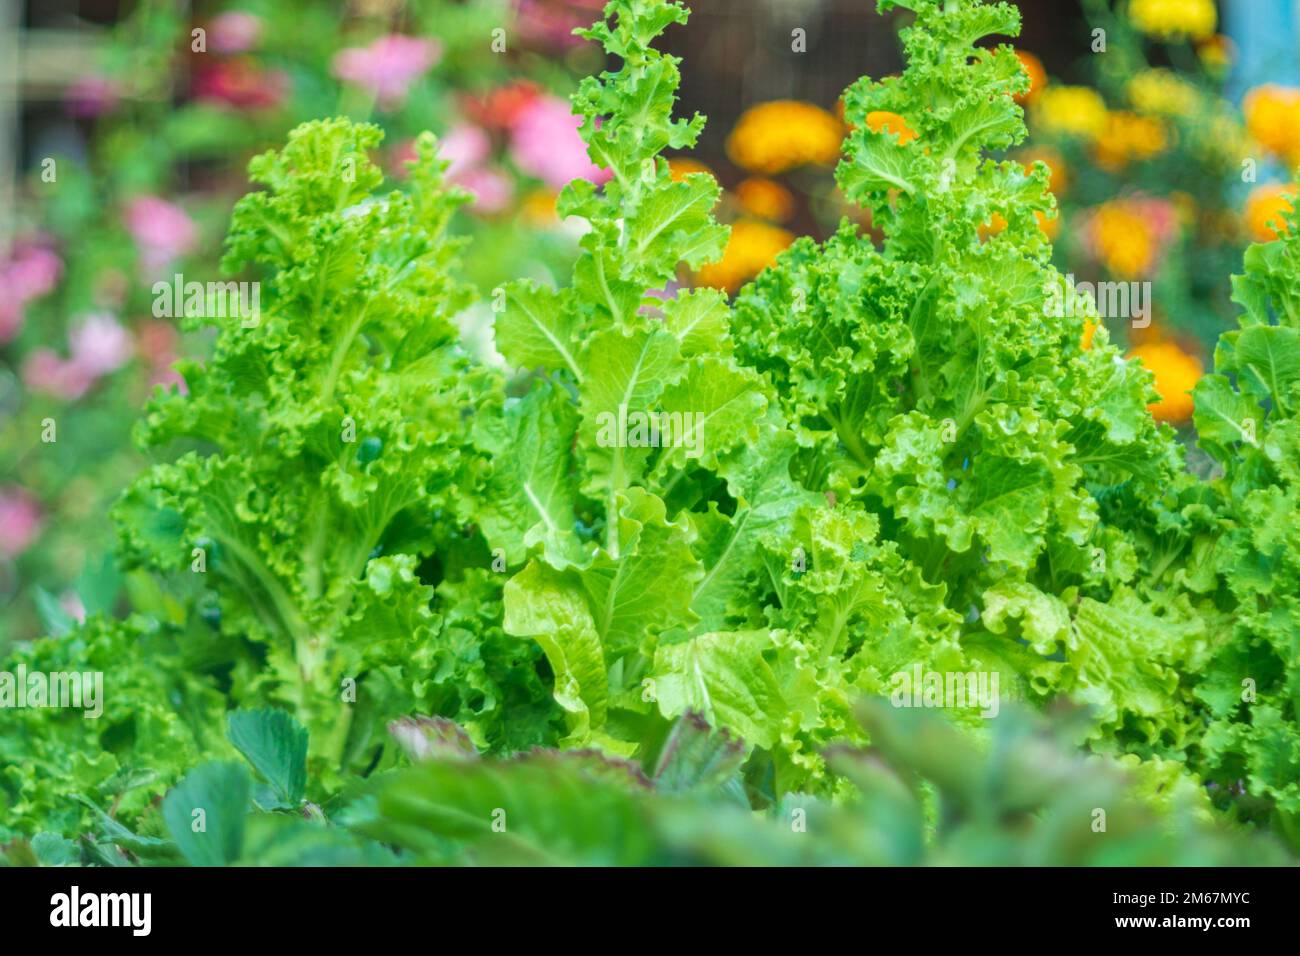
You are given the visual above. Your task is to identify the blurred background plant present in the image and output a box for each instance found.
[5,701,1286,866]
[1019,0,1300,433]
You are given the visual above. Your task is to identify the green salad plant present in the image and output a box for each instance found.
[3,0,1298,864]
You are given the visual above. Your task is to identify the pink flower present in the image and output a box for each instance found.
[64,75,118,118]
[23,313,131,399]
[457,167,514,214]
[23,348,95,399]
[513,0,606,49]
[208,11,262,54]
[332,35,441,110]
[0,243,62,343]
[428,124,515,214]
[69,312,132,378]
[509,94,611,190]
[124,197,198,276]
[0,487,42,559]
[5,245,62,300]
[439,124,492,178]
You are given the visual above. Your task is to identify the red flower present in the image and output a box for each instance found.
[192,58,288,111]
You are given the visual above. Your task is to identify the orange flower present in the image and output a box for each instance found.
[1093,111,1168,170]
[1244,85,1300,166]
[668,157,713,182]
[1091,204,1154,277]
[978,209,1057,241]
[1020,147,1068,196]
[1013,50,1046,105]
[865,111,918,145]
[1086,197,1178,278]
[696,220,795,293]
[735,177,796,223]
[1081,320,1098,350]
[1244,183,1295,242]
[978,212,1008,241]
[1035,209,1060,240]
[1129,340,1203,423]
[727,101,843,174]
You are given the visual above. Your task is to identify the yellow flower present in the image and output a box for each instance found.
[1244,85,1300,166]
[727,101,843,174]
[696,220,795,293]
[520,189,559,226]
[1033,86,1107,139]
[1091,201,1155,278]
[1127,69,1198,117]
[1244,183,1295,242]
[1129,341,1203,423]
[1093,111,1168,170]
[668,157,714,182]
[735,177,796,223]
[865,110,919,144]
[1128,0,1217,41]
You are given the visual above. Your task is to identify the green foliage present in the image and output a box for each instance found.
[107,120,559,786]
[5,0,1300,864]
[730,0,1200,755]
[485,1,840,786]
[1183,203,1300,833]
[359,703,1286,866]
[0,616,228,841]
[11,704,1268,867]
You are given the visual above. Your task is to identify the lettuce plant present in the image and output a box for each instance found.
[484,0,973,795]
[730,0,1214,755]
[1182,214,1300,833]
[485,0,811,759]
[2,122,559,835]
